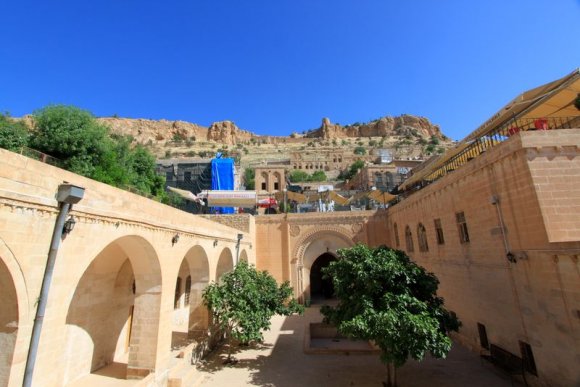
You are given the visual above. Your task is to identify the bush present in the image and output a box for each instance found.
[354,146,366,155]
[203,261,303,360]
[0,113,29,151]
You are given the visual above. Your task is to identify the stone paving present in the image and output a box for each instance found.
[196,305,518,387]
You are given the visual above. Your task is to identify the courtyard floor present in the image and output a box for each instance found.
[195,305,518,387]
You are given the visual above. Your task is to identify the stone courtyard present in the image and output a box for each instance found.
[195,305,516,387]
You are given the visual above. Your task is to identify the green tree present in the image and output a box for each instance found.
[321,245,460,387]
[30,105,165,199]
[30,105,111,177]
[203,261,303,362]
[289,170,309,182]
[338,159,365,181]
[0,113,29,151]
[244,168,255,190]
[354,146,366,155]
[309,170,327,182]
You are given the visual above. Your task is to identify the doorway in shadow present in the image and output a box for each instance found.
[309,253,336,303]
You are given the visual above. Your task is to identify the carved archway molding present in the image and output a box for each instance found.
[292,226,355,267]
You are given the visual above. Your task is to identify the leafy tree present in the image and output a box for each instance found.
[244,167,255,190]
[29,105,165,199]
[0,113,29,151]
[289,170,309,183]
[309,170,327,182]
[321,244,460,387]
[354,146,366,155]
[339,159,365,181]
[203,261,303,362]
[30,105,112,177]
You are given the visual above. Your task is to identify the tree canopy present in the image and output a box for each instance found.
[29,105,165,198]
[203,261,303,360]
[0,113,30,151]
[321,244,460,386]
[244,167,255,190]
[288,169,327,183]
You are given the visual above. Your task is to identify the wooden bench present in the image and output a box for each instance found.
[482,344,528,386]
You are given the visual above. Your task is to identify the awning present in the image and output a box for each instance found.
[167,186,204,204]
[202,190,257,207]
[367,189,397,204]
[274,190,308,204]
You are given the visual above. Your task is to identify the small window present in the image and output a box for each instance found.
[394,223,400,248]
[274,182,279,190]
[261,182,267,190]
[519,341,538,376]
[434,219,445,245]
[166,171,173,181]
[174,277,182,309]
[184,171,192,181]
[477,323,489,350]
[456,212,470,243]
[184,276,192,305]
[405,226,414,252]
[417,223,429,252]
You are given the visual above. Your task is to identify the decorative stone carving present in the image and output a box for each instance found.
[289,224,300,237]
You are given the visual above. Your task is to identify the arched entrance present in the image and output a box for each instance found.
[64,236,162,383]
[0,258,18,387]
[309,253,337,301]
[294,228,354,304]
[216,248,234,282]
[172,246,210,350]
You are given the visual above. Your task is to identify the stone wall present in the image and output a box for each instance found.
[385,129,580,387]
[0,148,255,386]
[199,214,253,233]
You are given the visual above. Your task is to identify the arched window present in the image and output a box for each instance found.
[405,226,414,252]
[394,222,400,248]
[174,277,182,309]
[417,223,429,252]
[184,275,192,305]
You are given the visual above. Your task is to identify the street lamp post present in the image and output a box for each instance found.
[283,188,287,213]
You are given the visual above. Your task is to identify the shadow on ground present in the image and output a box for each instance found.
[196,306,519,387]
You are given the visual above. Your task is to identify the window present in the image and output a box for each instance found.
[434,219,445,245]
[274,182,279,190]
[261,182,267,190]
[394,223,400,248]
[405,226,414,252]
[519,341,538,376]
[417,223,429,252]
[184,171,191,181]
[477,323,489,350]
[456,212,470,243]
[166,171,173,181]
[174,277,182,309]
[184,276,192,305]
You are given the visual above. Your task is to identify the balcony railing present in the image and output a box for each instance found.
[402,116,580,193]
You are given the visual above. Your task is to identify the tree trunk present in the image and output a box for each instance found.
[383,362,397,387]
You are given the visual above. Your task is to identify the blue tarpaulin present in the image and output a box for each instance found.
[211,157,235,214]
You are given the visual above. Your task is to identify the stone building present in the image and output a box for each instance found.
[1,70,579,387]
[253,166,287,194]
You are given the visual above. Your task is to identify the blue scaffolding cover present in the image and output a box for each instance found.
[210,157,235,214]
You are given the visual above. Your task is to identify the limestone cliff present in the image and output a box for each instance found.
[97,118,253,145]
[310,115,445,140]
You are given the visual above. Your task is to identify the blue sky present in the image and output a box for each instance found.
[1,1,579,140]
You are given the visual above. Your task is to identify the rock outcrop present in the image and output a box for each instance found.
[206,121,254,145]
[311,115,444,140]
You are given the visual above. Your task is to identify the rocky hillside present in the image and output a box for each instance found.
[98,117,255,145]
[95,114,447,146]
[308,115,445,140]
